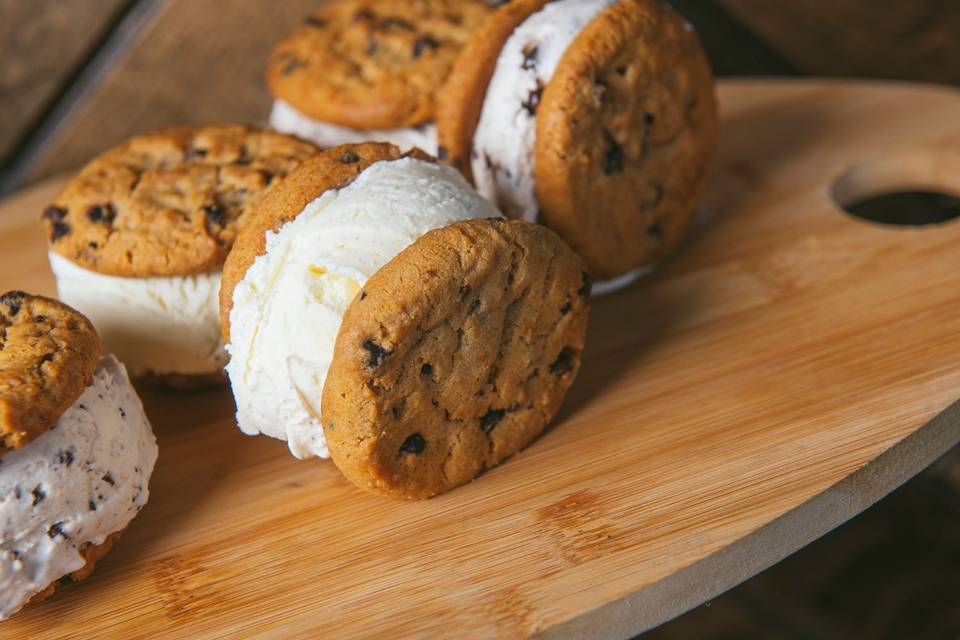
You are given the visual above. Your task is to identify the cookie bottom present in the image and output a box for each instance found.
[25,528,126,609]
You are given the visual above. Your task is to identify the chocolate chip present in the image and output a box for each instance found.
[42,205,66,223]
[560,299,572,315]
[304,15,328,28]
[119,407,126,418]
[87,203,116,224]
[603,129,624,174]
[467,298,481,315]
[420,363,433,377]
[0,291,24,316]
[50,221,71,241]
[261,170,275,185]
[521,43,539,70]
[399,433,425,454]
[647,219,664,240]
[88,241,98,249]
[354,8,375,21]
[280,56,305,75]
[616,65,628,76]
[31,485,45,506]
[382,16,415,31]
[186,147,208,160]
[47,522,69,540]
[413,35,440,58]
[88,500,97,511]
[360,291,367,300]
[391,400,405,420]
[549,346,576,376]
[437,145,449,160]
[521,82,544,116]
[102,472,115,486]
[203,203,226,226]
[480,408,506,432]
[578,271,592,299]
[341,150,360,164]
[55,449,73,467]
[362,339,391,368]
[34,315,46,323]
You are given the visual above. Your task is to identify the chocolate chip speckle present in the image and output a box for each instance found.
[480,408,506,432]
[361,339,392,368]
[550,346,576,376]
[399,433,425,454]
[602,129,624,175]
[420,362,433,377]
[521,43,539,70]
[31,485,45,506]
[50,221,71,241]
[102,472,115,486]
[341,150,360,164]
[203,203,226,226]
[1,291,25,316]
[42,205,66,223]
[47,522,70,540]
[413,35,440,58]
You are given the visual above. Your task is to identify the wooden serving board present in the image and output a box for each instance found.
[3,80,960,639]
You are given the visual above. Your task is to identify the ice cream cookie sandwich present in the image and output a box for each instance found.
[0,292,157,619]
[266,0,494,153]
[438,0,717,291]
[221,143,590,498]
[43,125,318,383]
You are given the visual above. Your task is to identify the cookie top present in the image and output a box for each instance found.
[43,125,319,278]
[322,218,591,499]
[266,0,494,130]
[220,142,432,342]
[436,0,548,179]
[0,291,100,456]
[535,0,718,278]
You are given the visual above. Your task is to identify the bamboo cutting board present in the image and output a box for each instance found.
[2,80,960,639]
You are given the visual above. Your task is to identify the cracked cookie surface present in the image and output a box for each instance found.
[43,125,319,277]
[322,218,590,499]
[0,292,100,456]
[266,0,494,130]
[535,0,718,278]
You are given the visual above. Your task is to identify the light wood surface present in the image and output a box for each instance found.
[2,79,960,638]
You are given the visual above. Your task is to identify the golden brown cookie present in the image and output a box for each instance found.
[220,142,432,342]
[266,0,494,130]
[25,528,125,609]
[535,0,717,278]
[42,125,319,278]
[436,0,548,179]
[322,219,590,499]
[0,291,100,456]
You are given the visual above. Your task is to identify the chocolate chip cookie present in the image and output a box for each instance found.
[0,291,100,455]
[266,0,494,130]
[535,0,717,278]
[322,218,591,499]
[43,125,319,277]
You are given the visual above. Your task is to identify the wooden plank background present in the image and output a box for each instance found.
[1,0,959,194]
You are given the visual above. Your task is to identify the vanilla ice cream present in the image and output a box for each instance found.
[49,253,226,377]
[0,355,157,619]
[270,100,438,155]
[226,158,500,459]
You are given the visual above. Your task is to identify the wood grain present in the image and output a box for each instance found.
[718,0,960,84]
[2,80,960,638]
[0,0,128,162]
[20,0,319,184]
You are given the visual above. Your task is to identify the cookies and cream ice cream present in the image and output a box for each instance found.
[0,355,157,619]
[226,157,500,459]
[49,253,226,377]
[270,100,438,155]
[469,0,648,293]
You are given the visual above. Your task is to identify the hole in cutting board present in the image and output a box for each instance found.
[832,155,960,227]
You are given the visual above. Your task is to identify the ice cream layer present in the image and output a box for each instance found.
[0,355,157,620]
[49,252,227,377]
[226,158,500,459]
[471,0,614,221]
[270,100,438,155]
